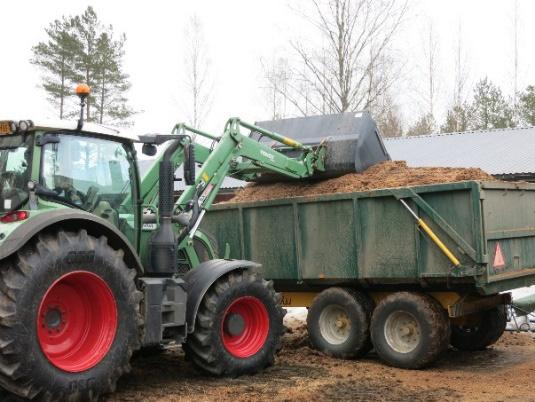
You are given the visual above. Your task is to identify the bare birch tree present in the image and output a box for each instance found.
[440,19,471,134]
[262,57,291,120]
[411,18,438,133]
[374,93,403,137]
[453,20,468,107]
[271,0,407,117]
[511,0,520,120]
[182,15,213,127]
[423,20,438,119]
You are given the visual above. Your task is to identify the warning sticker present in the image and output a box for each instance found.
[493,243,506,268]
[199,183,214,205]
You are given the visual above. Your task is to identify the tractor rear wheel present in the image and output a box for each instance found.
[450,306,507,351]
[307,288,374,358]
[184,269,285,376]
[0,230,142,401]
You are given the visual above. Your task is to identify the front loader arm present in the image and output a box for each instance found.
[175,118,326,245]
[136,117,326,254]
[176,117,325,211]
[139,123,217,207]
[225,119,325,180]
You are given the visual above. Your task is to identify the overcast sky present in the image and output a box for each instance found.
[0,0,532,135]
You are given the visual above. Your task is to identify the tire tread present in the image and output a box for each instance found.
[0,230,142,401]
[184,268,285,376]
[371,292,450,369]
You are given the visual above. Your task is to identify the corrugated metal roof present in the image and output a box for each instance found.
[383,127,535,175]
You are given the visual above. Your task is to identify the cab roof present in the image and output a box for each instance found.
[27,119,140,142]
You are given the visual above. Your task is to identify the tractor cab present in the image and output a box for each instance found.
[0,118,141,246]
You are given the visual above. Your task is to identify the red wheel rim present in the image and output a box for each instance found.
[221,296,269,358]
[37,271,118,372]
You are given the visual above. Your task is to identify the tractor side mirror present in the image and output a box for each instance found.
[142,143,157,156]
[183,144,196,186]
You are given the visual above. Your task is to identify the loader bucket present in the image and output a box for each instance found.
[251,112,390,181]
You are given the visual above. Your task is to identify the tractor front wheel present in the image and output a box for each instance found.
[0,230,142,401]
[184,269,285,376]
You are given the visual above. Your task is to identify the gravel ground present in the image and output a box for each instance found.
[105,310,535,402]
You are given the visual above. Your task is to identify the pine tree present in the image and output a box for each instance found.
[31,7,134,125]
[31,17,81,119]
[440,104,471,133]
[93,32,133,125]
[72,7,100,121]
[73,7,134,125]
[470,78,514,130]
[518,85,535,126]
[407,114,435,136]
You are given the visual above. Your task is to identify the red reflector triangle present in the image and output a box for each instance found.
[493,243,505,267]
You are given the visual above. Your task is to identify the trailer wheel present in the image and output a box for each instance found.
[450,306,507,351]
[307,288,374,358]
[0,230,142,401]
[370,292,450,369]
[184,269,285,376]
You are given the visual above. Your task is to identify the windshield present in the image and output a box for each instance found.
[36,133,136,243]
[41,135,134,209]
[0,135,31,214]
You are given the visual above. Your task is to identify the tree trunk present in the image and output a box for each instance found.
[60,54,65,120]
[86,38,92,121]
[86,67,90,121]
[100,69,105,124]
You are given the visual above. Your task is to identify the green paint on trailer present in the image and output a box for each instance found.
[203,181,535,295]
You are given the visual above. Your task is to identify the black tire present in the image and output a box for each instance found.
[194,231,218,261]
[0,230,142,401]
[183,268,285,376]
[370,292,450,369]
[450,306,507,351]
[307,288,374,358]
[177,233,217,275]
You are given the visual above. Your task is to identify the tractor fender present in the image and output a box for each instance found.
[183,258,260,333]
[0,209,144,274]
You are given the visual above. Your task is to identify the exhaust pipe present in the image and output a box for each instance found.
[148,140,181,276]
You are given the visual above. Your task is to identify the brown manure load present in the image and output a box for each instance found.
[227,161,494,203]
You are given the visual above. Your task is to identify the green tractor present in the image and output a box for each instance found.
[0,87,389,400]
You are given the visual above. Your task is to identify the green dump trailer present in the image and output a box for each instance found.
[202,180,535,368]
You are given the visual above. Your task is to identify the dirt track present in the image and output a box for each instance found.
[106,311,535,402]
[228,161,494,203]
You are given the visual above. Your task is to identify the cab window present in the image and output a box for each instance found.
[41,135,136,239]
